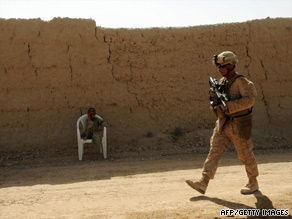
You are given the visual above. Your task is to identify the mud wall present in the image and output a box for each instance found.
[0,18,292,153]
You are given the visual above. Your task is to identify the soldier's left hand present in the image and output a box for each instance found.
[209,88,215,100]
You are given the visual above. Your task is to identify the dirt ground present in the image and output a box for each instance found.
[0,143,292,219]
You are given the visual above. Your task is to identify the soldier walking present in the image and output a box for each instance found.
[186,51,259,195]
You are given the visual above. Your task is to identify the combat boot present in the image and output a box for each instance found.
[186,175,210,195]
[240,178,259,194]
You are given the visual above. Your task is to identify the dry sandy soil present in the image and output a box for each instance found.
[1,147,291,219]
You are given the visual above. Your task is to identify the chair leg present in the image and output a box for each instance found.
[102,142,107,159]
[102,127,107,159]
[78,143,83,161]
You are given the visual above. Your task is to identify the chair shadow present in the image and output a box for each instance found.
[190,191,292,218]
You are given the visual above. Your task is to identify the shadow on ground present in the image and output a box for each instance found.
[0,149,291,188]
[190,191,292,218]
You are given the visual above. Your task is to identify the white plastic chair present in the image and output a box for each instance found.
[77,114,107,161]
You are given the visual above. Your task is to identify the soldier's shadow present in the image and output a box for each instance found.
[190,191,292,218]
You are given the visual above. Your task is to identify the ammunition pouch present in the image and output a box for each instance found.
[227,109,253,139]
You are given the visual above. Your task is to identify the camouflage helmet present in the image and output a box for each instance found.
[213,51,238,66]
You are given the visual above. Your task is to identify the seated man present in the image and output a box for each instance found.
[82,108,107,160]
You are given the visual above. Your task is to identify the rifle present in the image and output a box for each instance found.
[209,77,228,108]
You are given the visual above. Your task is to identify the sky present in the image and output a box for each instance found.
[0,0,291,28]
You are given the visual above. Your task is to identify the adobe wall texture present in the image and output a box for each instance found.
[0,18,291,154]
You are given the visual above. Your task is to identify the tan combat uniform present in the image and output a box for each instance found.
[203,73,259,180]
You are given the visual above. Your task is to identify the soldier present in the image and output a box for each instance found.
[83,108,106,160]
[186,51,259,194]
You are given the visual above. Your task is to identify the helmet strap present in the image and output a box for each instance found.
[223,65,235,78]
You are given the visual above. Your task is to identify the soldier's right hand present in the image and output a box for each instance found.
[214,104,228,113]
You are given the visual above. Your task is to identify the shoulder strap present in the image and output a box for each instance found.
[226,74,244,95]
[227,74,244,89]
